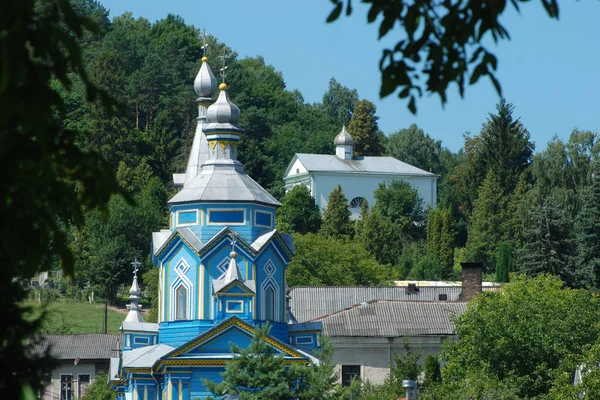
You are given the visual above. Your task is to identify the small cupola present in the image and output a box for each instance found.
[334,125,354,160]
[193,56,218,99]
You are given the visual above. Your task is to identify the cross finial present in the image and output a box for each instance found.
[229,232,237,253]
[199,29,208,58]
[131,258,141,277]
[218,49,230,83]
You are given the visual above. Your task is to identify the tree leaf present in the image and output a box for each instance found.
[327,2,343,22]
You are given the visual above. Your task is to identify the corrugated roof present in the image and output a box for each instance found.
[316,300,467,337]
[289,286,464,323]
[293,154,436,177]
[33,334,121,360]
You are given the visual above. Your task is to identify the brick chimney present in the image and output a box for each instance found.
[459,262,483,301]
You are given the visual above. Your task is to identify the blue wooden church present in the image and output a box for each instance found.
[109,53,321,400]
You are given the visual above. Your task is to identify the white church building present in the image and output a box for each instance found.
[283,126,438,218]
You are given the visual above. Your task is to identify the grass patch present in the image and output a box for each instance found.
[23,300,124,334]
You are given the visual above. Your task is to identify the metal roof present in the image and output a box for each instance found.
[290,154,437,177]
[33,334,121,360]
[122,344,174,369]
[169,161,280,206]
[316,300,467,337]
[289,286,464,323]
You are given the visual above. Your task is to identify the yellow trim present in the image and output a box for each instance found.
[127,368,151,374]
[218,141,228,152]
[200,209,204,227]
[252,263,256,281]
[168,318,303,358]
[167,378,172,400]
[208,140,218,150]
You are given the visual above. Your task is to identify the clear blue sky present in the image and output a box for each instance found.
[100,0,600,152]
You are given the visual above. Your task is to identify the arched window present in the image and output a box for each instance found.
[175,285,188,320]
[265,287,275,321]
[350,197,367,209]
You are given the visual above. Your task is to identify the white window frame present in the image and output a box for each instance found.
[295,335,314,345]
[176,210,199,227]
[225,300,244,314]
[207,208,246,226]
[254,210,273,228]
[133,336,150,345]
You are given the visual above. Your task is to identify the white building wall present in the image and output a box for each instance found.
[45,362,99,400]
[331,336,447,385]
[312,173,437,219]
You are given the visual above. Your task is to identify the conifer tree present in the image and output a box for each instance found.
[519,196,581,287]
[495,242,512,283]
[321,185,353,239]
[466,172,505,272]
[426,208,455,279]
[575,160,600,287]
[347,99,383,156]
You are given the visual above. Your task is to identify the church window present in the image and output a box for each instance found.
[208,209,245,225]
[265,287,275,321]
[177,210,197,226]
[175,285,188,320]
[226,300,244,313]
[255,211,272,228]
[350,197,367,209]
[295,336,314,345]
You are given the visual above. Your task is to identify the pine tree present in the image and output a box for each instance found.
[495,242,512,283]
[347,99,383,156]
[321,185,353,239]
[575,160,600,288]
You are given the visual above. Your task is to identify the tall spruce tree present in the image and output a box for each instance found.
[347,99,383,156]
[519,196,582,287]
[466,172,506,273]
[321,185,353,239]
[575,160,600,288]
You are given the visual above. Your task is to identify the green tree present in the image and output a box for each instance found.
[204,325,343,400]
[574,161,600,287]
[359,180,425,267]
[394,343,421,382]
[347,99,383,156]
[519,196,584,287]
[426,208,455,279]
[81,374,116,400]
[321,185,353,239]
[386,124,443,173]
[287,233,388,286]
[549,341,600,400]
[441,275,600,398]
[423,355,442,388]
[0,0,121,397]
[320,77,358,126]
[276,186,321,234]
[466,172,506,273]
[142,266,159,323]
[327,0,563,114]
[495,242,512,283]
